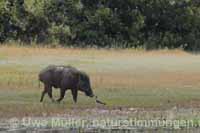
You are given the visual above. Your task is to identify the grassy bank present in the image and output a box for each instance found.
[0,45,200,118]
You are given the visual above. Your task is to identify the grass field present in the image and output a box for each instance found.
[1,45,200,118]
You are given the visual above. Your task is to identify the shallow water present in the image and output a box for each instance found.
[2,128,200,133]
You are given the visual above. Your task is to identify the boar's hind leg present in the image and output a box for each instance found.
[57,89,66,102]
[40,89,46,102]
[40,84,54,102]
[71,89,78,103]
[47,85,55,102]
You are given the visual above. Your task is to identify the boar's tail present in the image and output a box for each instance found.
[38,76,42,89]
[38,74,42,88]
[38,81,41,88]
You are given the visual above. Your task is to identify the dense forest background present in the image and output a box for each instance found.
[0,0,200,50]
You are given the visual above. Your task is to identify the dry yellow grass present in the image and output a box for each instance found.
[0,45,199,89]
[0,45,196,90]
[1,45,200,118]
[0,45,189,57]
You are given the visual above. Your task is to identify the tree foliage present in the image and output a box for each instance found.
[0,0,200,50]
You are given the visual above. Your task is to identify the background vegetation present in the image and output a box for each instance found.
[0,0,200,50]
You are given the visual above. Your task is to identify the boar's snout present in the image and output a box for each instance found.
[85,89,94,97]
[89,93,94,97]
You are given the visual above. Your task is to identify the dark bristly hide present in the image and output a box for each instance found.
[39,65,94,103]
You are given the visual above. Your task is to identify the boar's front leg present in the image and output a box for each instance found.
[71,89,78,103]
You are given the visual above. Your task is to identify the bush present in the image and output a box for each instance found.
[0,0,200,51]
[48,24,71,45]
